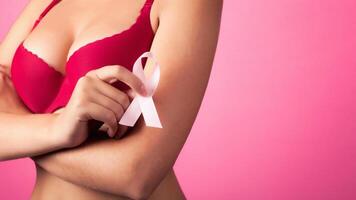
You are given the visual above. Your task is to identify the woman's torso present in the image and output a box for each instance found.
[9,0,185,198]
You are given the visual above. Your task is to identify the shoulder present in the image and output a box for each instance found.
[0,0,53,69]
[22,0,54,15]
[154,0,223,29]
[12,0,54,26]
[157,0,223,14]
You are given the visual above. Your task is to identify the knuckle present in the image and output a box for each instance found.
[78,76,88,85]
[78,76,93,89]
[114,66,123,74]
[132,77,142,89]
[85,69,95,77]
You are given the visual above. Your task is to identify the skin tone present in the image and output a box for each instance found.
[0,0,223,199]
[0,64,147,160]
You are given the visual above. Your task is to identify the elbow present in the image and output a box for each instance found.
[125,186,152,200]
[124,160,168,200]
[122,172,157,200]
[109,165,159,200]
[109,180,154,200]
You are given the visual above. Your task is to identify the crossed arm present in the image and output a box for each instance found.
[2,0,223,199]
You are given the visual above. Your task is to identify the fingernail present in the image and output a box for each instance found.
[109,129,115,138]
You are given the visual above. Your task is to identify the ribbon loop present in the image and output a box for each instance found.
[118,52,162,128]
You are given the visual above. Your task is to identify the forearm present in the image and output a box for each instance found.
[0,112,63,161]
[0,69,64,161]
[34,102,189,199]
[34,123,160,199]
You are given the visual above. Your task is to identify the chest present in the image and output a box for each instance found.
[10,0,156,114]
[22,0,155,74]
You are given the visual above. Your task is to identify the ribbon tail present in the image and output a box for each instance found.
[118,97,141,127]
[139,96,162,128]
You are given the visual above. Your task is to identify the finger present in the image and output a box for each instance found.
[99,123,109,132]
[85,102,118,138]
[88,89,125,120]
[114,125,129,140]
[91,78,131,109]
[126,89,136,100]
[87,65,147,96]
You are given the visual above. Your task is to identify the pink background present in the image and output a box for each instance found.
[1,0,356,199]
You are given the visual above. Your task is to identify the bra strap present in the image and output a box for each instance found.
[32,0,62,30]
[145,0,154,5]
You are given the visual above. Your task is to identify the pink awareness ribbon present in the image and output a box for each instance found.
[118,52,163,128]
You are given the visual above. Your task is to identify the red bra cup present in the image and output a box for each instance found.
[11,0,155,132]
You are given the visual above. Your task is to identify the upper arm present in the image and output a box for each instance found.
[0,0,52,75]
[126,0,223,196]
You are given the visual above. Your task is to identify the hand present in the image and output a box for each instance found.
[51,65,147,148]
[99,88,138,139]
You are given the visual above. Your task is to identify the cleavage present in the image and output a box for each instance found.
[22,0,149,75]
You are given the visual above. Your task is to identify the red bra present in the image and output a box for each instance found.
[11,0,155,114]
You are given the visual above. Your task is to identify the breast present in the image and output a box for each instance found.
[11,43,65,113]
[10,21,155,114]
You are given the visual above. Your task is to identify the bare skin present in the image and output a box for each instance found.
[0,70,186,200]
[0,0,222,199]
[33,164,186,200]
